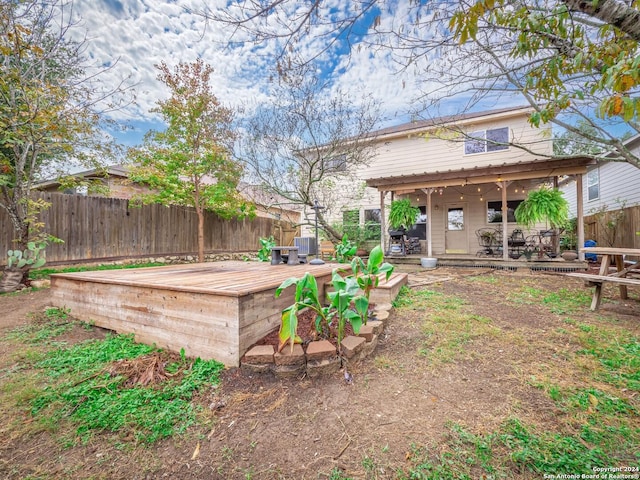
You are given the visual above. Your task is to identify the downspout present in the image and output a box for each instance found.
[576,174,585,262]
[380,190,386,254]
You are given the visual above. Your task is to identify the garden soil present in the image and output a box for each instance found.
[0,267,639,479]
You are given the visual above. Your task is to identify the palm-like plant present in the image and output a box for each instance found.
[514,188,569,229]
[388,199,420,231]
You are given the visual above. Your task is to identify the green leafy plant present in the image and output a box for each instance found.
[388,198,420,231]
[274,273,330,353]
[350,245,394,325]
[275,246,393,354]
[327,270,364,349]
[7,240,48,269]
[334,235,357,263]
[257,235,276,262]
[21,333,224,445]
[559,217,578,252]
[514,188,569,229]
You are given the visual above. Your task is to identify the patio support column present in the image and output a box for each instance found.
[500,180,509,261]
[576,174,585,262]
[422,188,434,257]
[380,190,387,254]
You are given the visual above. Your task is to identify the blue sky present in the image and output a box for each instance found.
[69,0,430,148]
[66,0,634,156]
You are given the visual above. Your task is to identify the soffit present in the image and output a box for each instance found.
[366,157,595,192]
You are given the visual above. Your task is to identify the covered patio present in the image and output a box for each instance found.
[367,156,596,264]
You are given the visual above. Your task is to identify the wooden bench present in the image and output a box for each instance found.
[566,272,640,310]
[270,246,299,265]
[319,240,335,260]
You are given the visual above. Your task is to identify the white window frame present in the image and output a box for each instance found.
[587,168,599,201]
[464,127,510,155]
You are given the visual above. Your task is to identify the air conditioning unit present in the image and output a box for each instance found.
[294,237,317,255]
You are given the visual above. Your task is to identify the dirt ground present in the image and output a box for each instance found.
[0,267,639,479]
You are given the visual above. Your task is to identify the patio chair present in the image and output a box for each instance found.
[507,229,526,259]
[476,228,501,257]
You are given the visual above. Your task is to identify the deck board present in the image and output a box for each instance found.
[52,261,343,297]
[50,261,344,366]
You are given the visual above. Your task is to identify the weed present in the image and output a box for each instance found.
[542,289,591,314]
[221,445,234,462]
[467,274,498,284]
[5,311,74,345]
[328,467,354,480]
[400,419,617,479]
[24,334,223,444]
[576,330,640,391]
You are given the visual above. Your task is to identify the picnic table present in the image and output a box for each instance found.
[566,247,640,310]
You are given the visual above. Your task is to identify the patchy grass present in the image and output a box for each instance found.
[29,262,166,280]
[507,285,591,314]
[1,317,223,446]
[393,286,501,366]
[4,307,73,344]
[389,274,639,479]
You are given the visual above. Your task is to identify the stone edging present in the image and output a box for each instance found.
[240,305,392,378]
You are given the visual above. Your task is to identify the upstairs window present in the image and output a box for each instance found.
[587,168,599,201]
[325,154,347,172]
[465,127,509,155]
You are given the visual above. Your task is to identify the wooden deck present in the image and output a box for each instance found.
[50,261,342,367]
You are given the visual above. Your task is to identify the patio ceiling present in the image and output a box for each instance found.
[365,156,596,193]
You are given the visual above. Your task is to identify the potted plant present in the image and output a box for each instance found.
[559,217,578,261]
[388,199,420,234]
[514,187,569,258]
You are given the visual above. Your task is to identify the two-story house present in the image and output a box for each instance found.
[334,106,595,261]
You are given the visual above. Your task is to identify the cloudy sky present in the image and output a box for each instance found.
[68,0,429,147]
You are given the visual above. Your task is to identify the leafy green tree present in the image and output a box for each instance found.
[129,59,254,263]
[0,0,129,251]
[449,0,640,165]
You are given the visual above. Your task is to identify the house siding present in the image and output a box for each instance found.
[562,146,640,216]
[365,114,552,180]
[322,110,552,253]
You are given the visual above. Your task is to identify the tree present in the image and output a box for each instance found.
[449,0,639,164]
[236,65,379,243]
[128,59,253,263]
[0,0,132,251]
[198,0,640,166]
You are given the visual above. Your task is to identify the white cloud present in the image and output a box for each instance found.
[66,0,430,141]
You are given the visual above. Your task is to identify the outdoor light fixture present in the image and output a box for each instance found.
[310,200,325,265]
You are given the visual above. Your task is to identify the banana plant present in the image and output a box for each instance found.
[275,273,330,353]
[349,245,394,325]
[328,270,366,350]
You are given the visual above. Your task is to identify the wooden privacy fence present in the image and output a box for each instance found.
[584,205,640,250]
[1,193,298,265]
